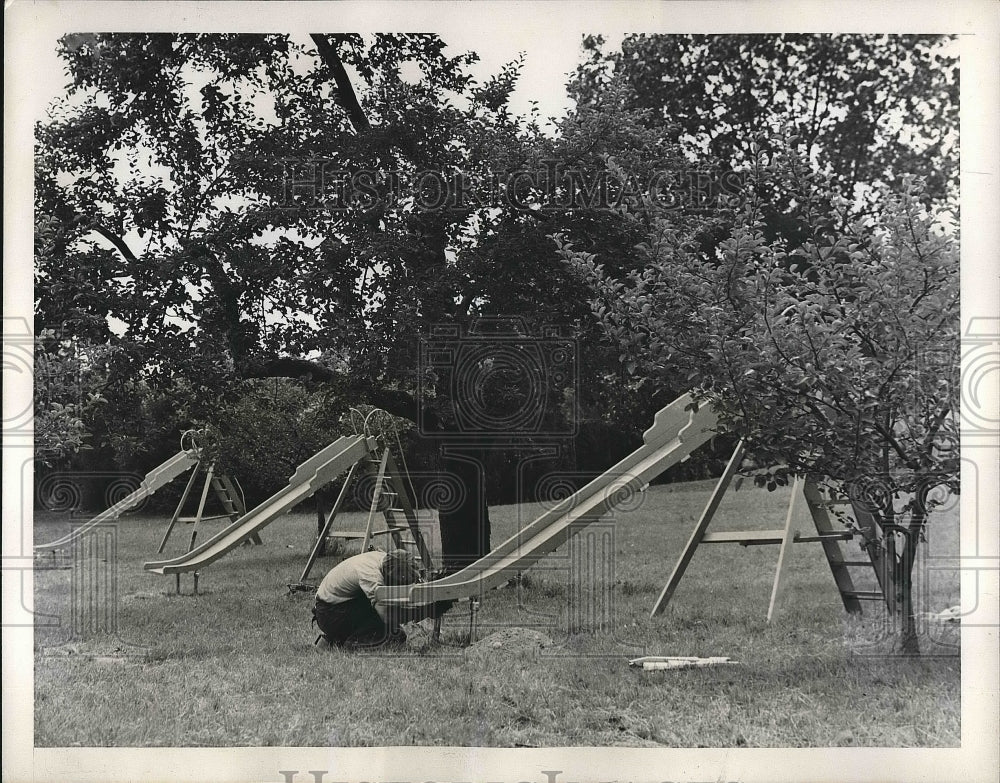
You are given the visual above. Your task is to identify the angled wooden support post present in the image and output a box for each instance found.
[767,476,804,622]
[297,462,358,585]
[650,439,745,617]
[160,465,254,554]
[158,460,203,553]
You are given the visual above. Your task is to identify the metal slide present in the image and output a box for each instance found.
[144,435,375,575]
[35,449,201,553]
[377,393,719,607]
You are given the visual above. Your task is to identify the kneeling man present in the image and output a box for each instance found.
[312,549,453,647]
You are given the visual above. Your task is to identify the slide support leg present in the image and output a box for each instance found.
[650,439,745,617]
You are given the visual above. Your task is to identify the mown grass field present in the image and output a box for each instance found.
[33,479,960,747]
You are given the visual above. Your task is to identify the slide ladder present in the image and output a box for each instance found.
[376,392,719,607]
[336,444,431,563]
[802,481,887,612]
[650,443,884,620]
[293,440,433,589]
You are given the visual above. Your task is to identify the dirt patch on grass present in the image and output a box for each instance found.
[465,627,555,659]
[39,639,150,663]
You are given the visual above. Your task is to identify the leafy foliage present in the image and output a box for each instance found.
[33,333,109,467]
[35,34,688,424]
[200,379,349,504]
[560,145,959,499]
[571,34,959,208]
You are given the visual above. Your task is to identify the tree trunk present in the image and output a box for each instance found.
[898,533,920,654]
[880,515,923,654]
[437,446,492,573]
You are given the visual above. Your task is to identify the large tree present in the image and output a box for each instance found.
[35,33,691,569]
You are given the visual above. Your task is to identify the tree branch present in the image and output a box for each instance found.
[242,356,441,430]
[91,224,139,265]
[310,34,372,134]
[248,356,339,382]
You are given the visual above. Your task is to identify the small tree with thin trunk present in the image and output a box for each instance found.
[557,144,960,652]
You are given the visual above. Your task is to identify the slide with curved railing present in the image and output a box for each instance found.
[376,392,719,607]
[144,435,376,575]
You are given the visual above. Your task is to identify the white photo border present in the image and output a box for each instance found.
[4,2,998,782]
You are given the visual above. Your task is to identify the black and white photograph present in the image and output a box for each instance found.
[3,2,998,782]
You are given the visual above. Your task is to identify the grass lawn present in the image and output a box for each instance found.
[33,479,961,747]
